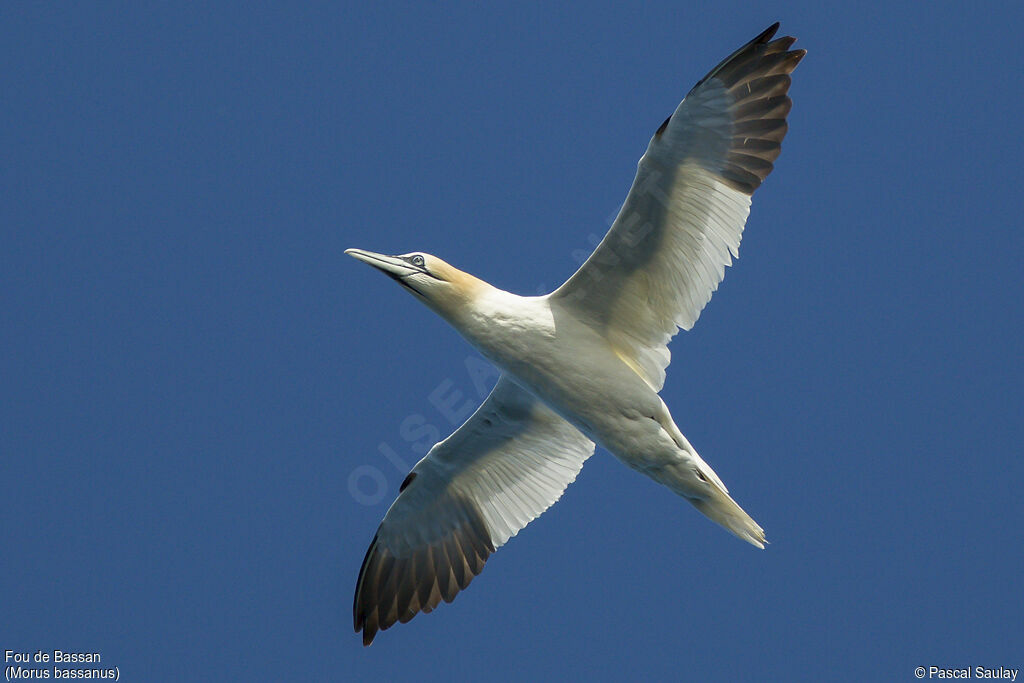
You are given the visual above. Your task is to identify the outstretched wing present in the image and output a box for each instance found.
[552,23,805,390]
[354,376,595,645]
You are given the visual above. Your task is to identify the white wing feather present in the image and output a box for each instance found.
[553,25,804,390]
[354,376,594,644]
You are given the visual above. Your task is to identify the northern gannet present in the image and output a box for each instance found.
[348,23,804,645]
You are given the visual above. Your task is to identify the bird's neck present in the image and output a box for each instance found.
[441,287,555,373]
[420,266,489,324]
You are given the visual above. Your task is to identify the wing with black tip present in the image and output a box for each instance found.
[552,24,805,390]
[353,376,595,645]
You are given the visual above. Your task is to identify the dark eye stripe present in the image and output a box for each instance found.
[397,253,441,280]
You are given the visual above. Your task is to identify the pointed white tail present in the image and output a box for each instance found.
[689,485,766,549]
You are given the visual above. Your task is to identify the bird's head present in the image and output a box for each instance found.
[345,249,486,320]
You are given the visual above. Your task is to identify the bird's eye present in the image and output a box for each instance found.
[411,255,425,267]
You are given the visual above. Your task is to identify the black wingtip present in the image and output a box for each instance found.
[353,531,380,629]
[757,22,780,44]
[695,23,791,90]
[654,114,672,138]
[749,23,778,50]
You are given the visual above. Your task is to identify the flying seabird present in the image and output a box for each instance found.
[347,23,805,646]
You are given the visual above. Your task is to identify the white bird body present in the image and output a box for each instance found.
[455,289,718,491]
[347,23,805,645]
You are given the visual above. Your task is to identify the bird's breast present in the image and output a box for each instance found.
[454,294,657,442]
[458,295,558,372]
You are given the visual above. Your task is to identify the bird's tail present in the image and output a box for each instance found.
[650,415,767,548]
[688,484,766,549]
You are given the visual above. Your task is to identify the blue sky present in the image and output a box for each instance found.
[3,2,1022,681]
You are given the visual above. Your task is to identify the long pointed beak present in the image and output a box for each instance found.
[345,249,418,278]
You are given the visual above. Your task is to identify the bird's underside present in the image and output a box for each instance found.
[349,23,805,646]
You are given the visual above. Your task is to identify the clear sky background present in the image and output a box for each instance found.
[3,2,1022,681]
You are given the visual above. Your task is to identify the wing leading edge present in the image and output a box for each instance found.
[552,23,805,390]
[354,376,595,645]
